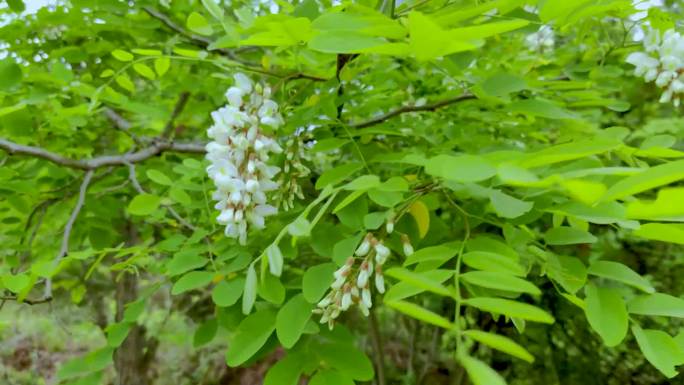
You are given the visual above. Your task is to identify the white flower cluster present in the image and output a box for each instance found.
[525,25,555,53]
[313,231,415,329]
[206,73,284,244]
[626,28,684,106]
[314,234,391,329]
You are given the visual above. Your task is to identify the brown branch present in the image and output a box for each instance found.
[0,138,205,170]
[43,169,94,299]
[350,93,476,129]
[0,296,53,305]
[161,92,191,139]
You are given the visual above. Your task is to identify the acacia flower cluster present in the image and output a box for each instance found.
[525,25,555,53]
[626,28,684,106]
[314,233,393,329]
[205,73,284,244]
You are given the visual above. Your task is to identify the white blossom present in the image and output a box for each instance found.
[206,73,284,244]
[525,25,554,53]
[626,28,684,106]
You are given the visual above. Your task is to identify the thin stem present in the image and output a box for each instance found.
[443,190,470,351]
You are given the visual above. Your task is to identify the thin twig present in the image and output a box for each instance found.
[0,296,54,305]
[103,107,146,146]
[0,138,205,170]
[126,163,196,231]
[161,92,191,139]
[44,169,95,299]
[350,93,476,129]
[142,6,253,65]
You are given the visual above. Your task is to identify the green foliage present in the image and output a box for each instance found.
[2,0,684,384]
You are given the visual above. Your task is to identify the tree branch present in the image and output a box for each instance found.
[349,93,476,129]
[44,169,95,299]
[161,92,191,140]
[142,6,252,65]
[0,138,205,170]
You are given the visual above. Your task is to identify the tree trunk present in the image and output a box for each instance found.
[113,223,157,385]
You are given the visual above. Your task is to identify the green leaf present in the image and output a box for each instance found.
[127,194,161,215]
[509,99,577,120]
[425,154,497,182]
[311,8,406,39]
[385,270,454,301]
[626,188,684,221]
[193,318,218,347]
[303,263,336,303]
[171,271,214,295]
[463,330,534,362]
[7,0,25,12]
[633,223,684,245]
[343,175,380,191]
[258,273,285,305]
[115,75,135,93]
[628,293,684,318]
[631,325,684,378]
[316,163,362,189]
[481,73,527,97]
[1,273,30,293]
[584,284,628,347]
[276,294,313,348]
[603,160,684,201]
[489,190,533,218]
[308,369,354,385]
[317,342,374,381]
[242,264,257,314]
[333,190,366,213]
[587,261,654,293]
[133,63,156,80]
[462,251,525,276]
[225,309,276,367]
[0,59,22,91]
[266,244,284,276]
[154,57,170,76]
[465,297,555,323]
[461,271,540,296]
[169,187,192,206]
[408,11,480,61]
[146,169,172,185]
[105,322,131,348]
[212,278,244,307]
[287,217,311,237]
[404,243,459,266]
[544,227,597,245]
[539,0,593,23]
[460,355,507,385]
[264,352,305,385]
[202,0,224,20]
[131,48,163,56]
[547,255,587,294]
[386,300,454,329]
[57,348,114,380]
[385,267,454,297]
[309,32,407,55]
[187,12,214,36]
[516,139,620,169]
[111,49,134,62]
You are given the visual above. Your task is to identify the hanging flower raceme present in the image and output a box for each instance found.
[205,73,284,245]
[313,232,401,329]
[525,25,555,53]
[626,28,684,106]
